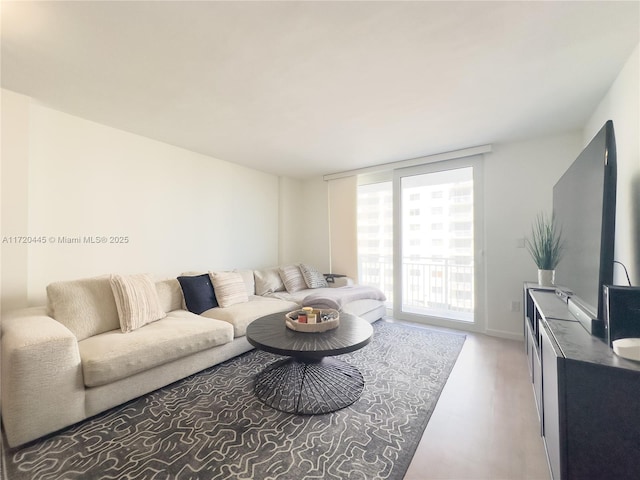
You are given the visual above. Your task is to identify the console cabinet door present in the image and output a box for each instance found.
[525,319,535,381]
[532,336,543,428]
[540,322,565,480]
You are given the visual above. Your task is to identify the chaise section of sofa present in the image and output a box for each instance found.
[254,264,387,323]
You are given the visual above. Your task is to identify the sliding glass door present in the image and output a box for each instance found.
[393,157,484,330]
[357,156,484,331]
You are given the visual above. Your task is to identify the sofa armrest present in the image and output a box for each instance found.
[2,310,86,447]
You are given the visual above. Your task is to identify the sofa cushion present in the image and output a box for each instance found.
[110,274,167,333]
[254,267,285,295]
[47,276,120,341]
[78,310,234,387]
[155,278,183,312]
[201,296,298,337]
[210,271,249,307]
[279,265,307,293]
[299,264,329,289]
[177,274,218,314]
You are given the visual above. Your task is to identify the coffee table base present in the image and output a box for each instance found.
[254,357,364,414]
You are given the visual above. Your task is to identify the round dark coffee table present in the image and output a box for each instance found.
[246,311,373,414]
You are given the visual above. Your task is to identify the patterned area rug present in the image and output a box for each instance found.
[3,320,465,480]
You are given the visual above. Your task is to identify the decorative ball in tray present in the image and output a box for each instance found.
[285,308,340,333]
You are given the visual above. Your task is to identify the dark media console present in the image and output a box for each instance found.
[523,283,640,480]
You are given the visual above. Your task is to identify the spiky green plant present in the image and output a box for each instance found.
[526,212,564,270]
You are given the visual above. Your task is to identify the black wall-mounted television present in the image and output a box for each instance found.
[552,120,617,335]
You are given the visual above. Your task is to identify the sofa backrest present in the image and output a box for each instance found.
[234,269,256,296]
[46,276,185,340]
[47,276,120,341]
[46,271,257,340]
[155,278,183,312]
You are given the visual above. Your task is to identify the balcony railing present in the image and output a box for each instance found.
[358,254,474,320]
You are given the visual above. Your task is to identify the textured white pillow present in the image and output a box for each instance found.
[254,267,285,295]
[155,278,183,312]
[110,274,166,333]
[279,265,308,293]
[299,264,328,289]
[234,269,256,296]
[210,271,249,307]
[47,275,121,340]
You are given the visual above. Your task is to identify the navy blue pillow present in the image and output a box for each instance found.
[177,274,218,314]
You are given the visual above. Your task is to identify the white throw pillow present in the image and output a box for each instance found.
[299,264,329,289]
[47,275,121,340]
[254,267,285,295]
[155,278,184,312]
[234,269,256,296]
[110,274,166,333]
[279,265,308,293]
[210,271,249,307]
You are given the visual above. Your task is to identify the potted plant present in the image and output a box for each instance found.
[526,212,564,286]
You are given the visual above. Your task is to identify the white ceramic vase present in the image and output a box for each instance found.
[538,269,555,287]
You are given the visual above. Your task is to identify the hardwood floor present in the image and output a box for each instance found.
[400,322,551,480]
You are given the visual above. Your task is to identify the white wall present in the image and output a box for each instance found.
[276,176,329,272]
[1,90,281,308]
[1,90,30,312]
[584,43,639,286]
[483,133,582,338]
[299,177,330,273]
[278,176,304,266]
[328,176,358,279]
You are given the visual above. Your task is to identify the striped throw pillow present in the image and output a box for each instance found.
[110,274,166,333]
[300,264,328,289]
[279,265,308,293]
[209,271,249,308]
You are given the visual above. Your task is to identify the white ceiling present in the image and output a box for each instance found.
[2,1,638,179]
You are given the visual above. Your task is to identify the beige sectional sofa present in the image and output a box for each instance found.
[1,265,385,447]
